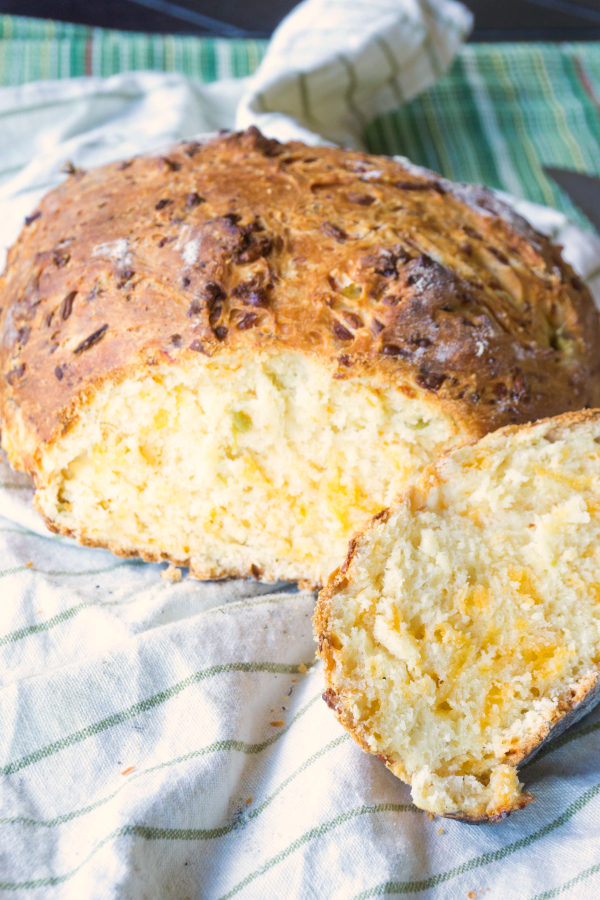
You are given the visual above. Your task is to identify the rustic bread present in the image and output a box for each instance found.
[315,410,600,821]
[1,128,599,587]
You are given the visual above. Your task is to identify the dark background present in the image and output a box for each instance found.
[2,0,600,41]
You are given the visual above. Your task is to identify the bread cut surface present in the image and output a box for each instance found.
[1,128,600,585]
[315,410,600,820]
[31,351,458,585]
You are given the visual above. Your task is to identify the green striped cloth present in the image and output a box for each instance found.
[2,5,600,899]
[2,14,600,227]
[0,15,267,85]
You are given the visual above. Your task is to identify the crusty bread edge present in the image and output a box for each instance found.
[314,408,600,822]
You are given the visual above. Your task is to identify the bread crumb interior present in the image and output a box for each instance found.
[35,350,458,585]
[325,420,600,818]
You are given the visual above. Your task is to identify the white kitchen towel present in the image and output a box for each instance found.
[2,0,600,898]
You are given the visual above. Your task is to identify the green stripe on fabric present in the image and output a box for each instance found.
[456,49,515,191]
[489,49,555,207]
[79,734,349,843]
[298,72,320,132]
[422,36,442,82]
[560,51,600,168]
[0,804,412,892]
[352,781,600,899]
[418,91,455,179]
[529,861,600,900]
[337,54,368,130]
[4,20,600,223]
[0,586,307,650]
[363,42,600,224]
[532,49,585,170]
[0,691,324,831]
[0,15,267,84]
[218,804,418,900]
[420,61,475,183]
[0,604,86,647]
[0,660,314,778]
[3,704,595,837]
[140,798,412,847]
[0,16,88,39]
[375,37,405,106]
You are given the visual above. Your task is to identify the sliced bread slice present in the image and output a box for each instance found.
[315,410,600,821]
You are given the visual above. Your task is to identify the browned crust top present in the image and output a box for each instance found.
[2,127,600,467]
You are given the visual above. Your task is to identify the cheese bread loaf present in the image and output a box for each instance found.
[315,410,600,821]
[1,128,599,587]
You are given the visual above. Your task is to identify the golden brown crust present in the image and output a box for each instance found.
[314,408,600,822]
[2,127,600,473]
[35,495,300,586]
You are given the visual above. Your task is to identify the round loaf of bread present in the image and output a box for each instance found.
[1,128,599,586]
[315,410,600,821]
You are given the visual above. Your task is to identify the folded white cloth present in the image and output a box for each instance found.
[2,2,600,898]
